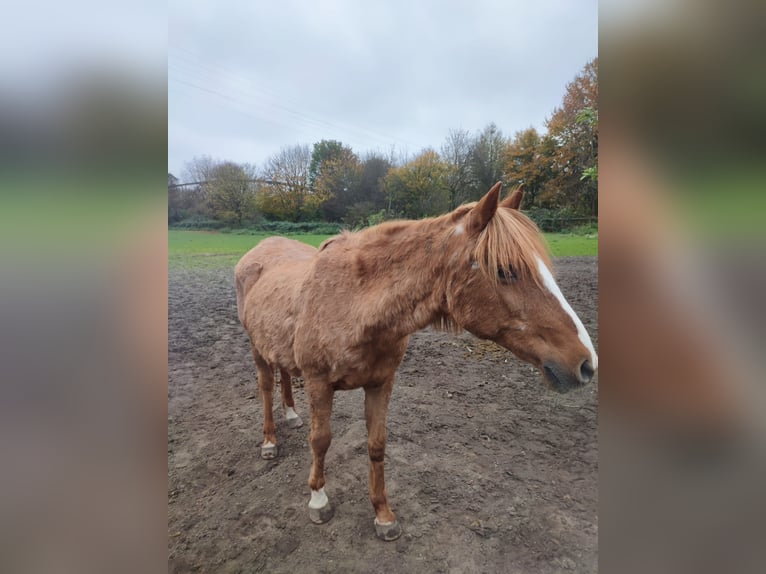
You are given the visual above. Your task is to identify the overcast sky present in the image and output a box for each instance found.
[169,0,597,180]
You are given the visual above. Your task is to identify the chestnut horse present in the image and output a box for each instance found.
[235,183,597,541]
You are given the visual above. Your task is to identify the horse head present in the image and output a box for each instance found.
[445,183,598,393]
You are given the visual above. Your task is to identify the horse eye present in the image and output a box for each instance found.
[497,266,517,282]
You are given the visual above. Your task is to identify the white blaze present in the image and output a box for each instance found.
[309,487,328,509]
[536,257,598,369]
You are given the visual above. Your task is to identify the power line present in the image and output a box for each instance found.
[169,44,419,149]
[168,178,287,190]
[169,71,351,138]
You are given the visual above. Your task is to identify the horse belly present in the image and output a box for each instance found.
[242,269,303,371]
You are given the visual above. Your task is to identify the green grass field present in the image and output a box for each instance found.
[544,232,598,257]
[169,229,597,269]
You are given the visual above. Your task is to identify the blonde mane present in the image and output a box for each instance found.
[474,207,551,287]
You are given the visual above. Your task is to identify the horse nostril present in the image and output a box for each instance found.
[579,359,595,383]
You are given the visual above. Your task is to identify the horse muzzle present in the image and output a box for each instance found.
[543,359,595,393]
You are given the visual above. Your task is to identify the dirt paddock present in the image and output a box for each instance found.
[168,256,598,574]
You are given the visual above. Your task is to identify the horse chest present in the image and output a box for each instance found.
[298,334,409,389]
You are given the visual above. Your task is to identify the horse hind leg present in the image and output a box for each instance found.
[279,368,303,429]
[252,352,278,459]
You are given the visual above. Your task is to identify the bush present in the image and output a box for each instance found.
[524,207,597,233]
[366,209,388,227]
[570,222,599,236]
[170,216,227,230]
[169,218,341,234]
[343,201,377,229]
[249,221,342,234]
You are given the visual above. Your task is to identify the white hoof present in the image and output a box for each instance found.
[285,407,303,428]
[308,488,334,523]
[261,441,277,459]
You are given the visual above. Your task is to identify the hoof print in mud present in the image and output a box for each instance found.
[374,519,402,541]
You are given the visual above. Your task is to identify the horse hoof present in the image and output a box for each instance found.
[374,519,402,541]
[308,502,334,524]
[260,443,278,459]
[286,415,303,429]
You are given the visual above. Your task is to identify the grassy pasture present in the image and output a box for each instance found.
[168,229,597,270]
[544,232,598,257]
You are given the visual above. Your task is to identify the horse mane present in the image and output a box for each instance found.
[312,204,551,336]
[473,206,551,288]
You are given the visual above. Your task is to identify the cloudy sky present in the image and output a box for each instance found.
[169,0,597,180]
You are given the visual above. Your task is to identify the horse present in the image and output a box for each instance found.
[235,182,598,541]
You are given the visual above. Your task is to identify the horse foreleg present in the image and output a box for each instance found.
[306,380,334,524]
[279,368,303,428]
[253,353,278,459]
[364,379,401,541]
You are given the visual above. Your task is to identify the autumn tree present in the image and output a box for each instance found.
[502,127,556,208]
[576,107,598,183]
[383,149,449,219]
[309,141,361,222]
[543,58,598,215]
[309,140,345,188]
[257,144,313,221]
[169,159,220,223]
[205,161,259,226]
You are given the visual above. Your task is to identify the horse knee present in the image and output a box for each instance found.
[310,429,332,453]
[368,439,386,463]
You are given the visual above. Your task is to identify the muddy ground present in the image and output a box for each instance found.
[168,257,598,574]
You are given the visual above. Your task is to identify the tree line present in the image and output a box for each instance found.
[169,59,597,231]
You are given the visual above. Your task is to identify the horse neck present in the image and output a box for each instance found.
[355,218,454,338]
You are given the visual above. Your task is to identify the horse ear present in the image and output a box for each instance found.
[468,181,501,233]
[499,184,524,210]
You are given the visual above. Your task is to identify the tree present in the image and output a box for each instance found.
[576,107,598,184]
[440,128,473,209]
[310,142,361,222]
[168,173,182,223]
[502,127,556,208]
[258,145,313,221]
[206,162,259,226]
[168,166,209,223]
[383,149,449,219]
[181,155,216,187]
[309,140,346,189]
[468,123,508,200]
[357,153,392,207]
[544,58,598,215]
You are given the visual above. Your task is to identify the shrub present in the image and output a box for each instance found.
[170,218,342,234]
[170,217,227,230]
[367,209,388,227]
[524,207,597,232]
